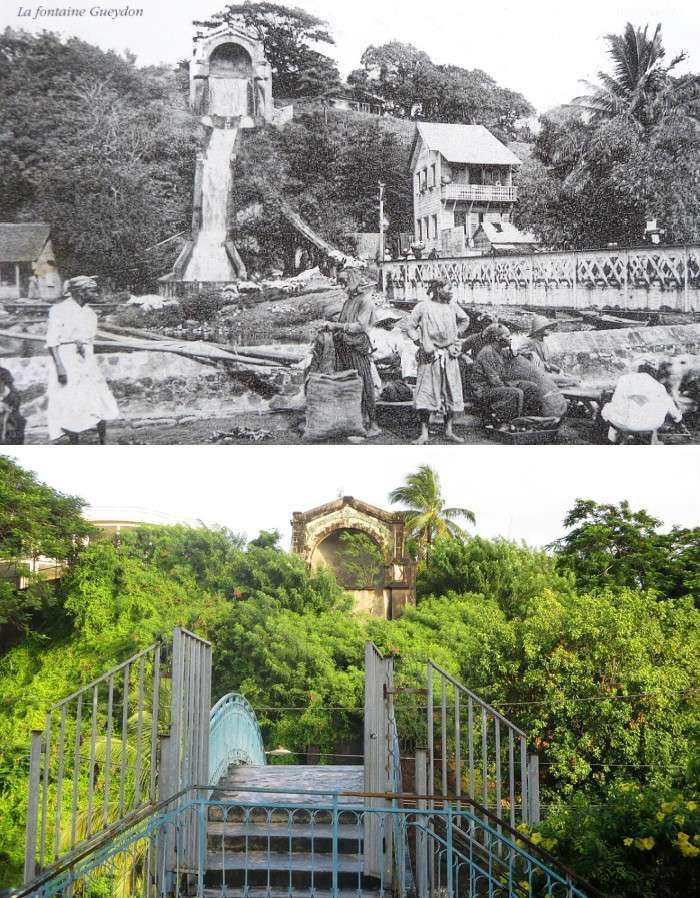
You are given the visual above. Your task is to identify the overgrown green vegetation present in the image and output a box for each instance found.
[514,23,700,247]
[0,458,698,892]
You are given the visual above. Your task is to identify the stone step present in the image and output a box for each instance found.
[215,765,365,807]
[207,822,363,841]
[205,851,363,874]
[207,820,364,853]
[203,890,383,898]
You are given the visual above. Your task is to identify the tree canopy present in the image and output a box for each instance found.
[193,2,340,97]
[388,464,475,558]
[350,40,534,141]
[514,23,700,247]
[0,457,95,648]
[552,499,700,601]
[0,28,196,288]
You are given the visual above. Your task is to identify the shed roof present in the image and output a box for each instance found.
[0,223,51,262]
[478,220,537,246]
[411,122,522,168]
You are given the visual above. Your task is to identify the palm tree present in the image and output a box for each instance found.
[574,23,696,127]
[388,465,475,558]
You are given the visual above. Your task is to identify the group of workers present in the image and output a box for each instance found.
[0,270,689,445]
[326,273,573,443]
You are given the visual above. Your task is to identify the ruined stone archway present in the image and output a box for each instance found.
[310,526,386,590]
[291,496,416,619]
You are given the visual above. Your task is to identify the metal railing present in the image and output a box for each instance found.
[427,661,539,831]
[23,628,212,885]
[16,788,592,898]
[208,692,266,783]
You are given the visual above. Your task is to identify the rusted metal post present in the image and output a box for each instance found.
[527,754,540,825]
[24,730,43,882]
[415,749,429,898]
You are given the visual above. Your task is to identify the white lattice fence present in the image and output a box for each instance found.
[382,246,700,311]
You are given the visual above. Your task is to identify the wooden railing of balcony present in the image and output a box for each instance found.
[441,183,518,202]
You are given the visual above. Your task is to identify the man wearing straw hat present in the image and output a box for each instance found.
[404,278,466,444]
[328,268,382,438]
[45,276,119,444]
[518,313,578,386]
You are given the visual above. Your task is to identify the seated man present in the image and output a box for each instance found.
[469,324,540,422]
[0,367,25,444]
[514,316,579,387]
[601,365,683,444]
[506,346,568,418]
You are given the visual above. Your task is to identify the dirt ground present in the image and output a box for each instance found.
[30,408,696,446]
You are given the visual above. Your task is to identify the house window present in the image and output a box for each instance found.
[430,163,436,188]
[0,262,16,287]
[417,220,423,242]
[415,174,421,194]
[424,217,430,241]
[431,214,438,239]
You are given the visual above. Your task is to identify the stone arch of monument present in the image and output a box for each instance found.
[209,42,254,77]
[189,26,273,124]
[292,497,416,619]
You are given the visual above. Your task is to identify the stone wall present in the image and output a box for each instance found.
[544,323,700,386]
[3,350,267,435]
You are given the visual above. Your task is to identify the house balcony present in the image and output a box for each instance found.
[441,183,518,203]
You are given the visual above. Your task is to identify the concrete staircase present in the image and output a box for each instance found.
[205,765,384,898]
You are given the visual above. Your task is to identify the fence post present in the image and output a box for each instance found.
[23,730,43,883]
[415,749,429,898]
[527,754,540,825]
[446,802,454,898]
[331,792,339,898]
[684,247,690,313]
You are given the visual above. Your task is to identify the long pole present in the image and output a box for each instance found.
[378,181,386,294]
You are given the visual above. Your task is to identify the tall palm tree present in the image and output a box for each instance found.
[388,465,475,558]
[574,23,696,127]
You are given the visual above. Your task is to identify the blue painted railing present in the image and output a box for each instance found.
[208,692,266,782]
[17,787,592,898]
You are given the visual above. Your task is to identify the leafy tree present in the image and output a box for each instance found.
[352,41,533,141]
[336,531,384,589]
[416,535,574,614]
[233,112,413,273]
[0,29,197,288]
[535,779,700,897]
[552,500,700,601]
[193,2,340,97]
[0,457,96,647]
[515,24,700,247]
[388,465,475,558]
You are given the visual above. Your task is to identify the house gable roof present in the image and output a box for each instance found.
[477,220,537,246]
[410,122,522,170]
[0,223,51,263]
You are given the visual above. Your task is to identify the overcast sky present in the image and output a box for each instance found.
[4,447,699,548]
[3,0,697,112]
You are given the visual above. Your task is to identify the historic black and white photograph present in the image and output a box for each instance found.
[0,0,699,444]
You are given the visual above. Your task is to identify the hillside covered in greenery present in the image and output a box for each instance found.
[0,457,698,894]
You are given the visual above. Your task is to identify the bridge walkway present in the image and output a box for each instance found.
[205,764,381,898]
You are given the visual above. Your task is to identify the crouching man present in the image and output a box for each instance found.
[470,324,540,422]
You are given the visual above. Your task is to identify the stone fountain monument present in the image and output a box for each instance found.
[159,26,287,295]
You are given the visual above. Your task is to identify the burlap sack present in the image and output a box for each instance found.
[304,371,366,441]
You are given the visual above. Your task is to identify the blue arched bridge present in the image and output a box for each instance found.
[14,629,596,898]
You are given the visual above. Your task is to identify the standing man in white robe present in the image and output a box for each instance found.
[46,276,119,444]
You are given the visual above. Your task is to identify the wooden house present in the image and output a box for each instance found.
[472,219,538,254]
[409,122,522,256]
[0,222,61,300]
